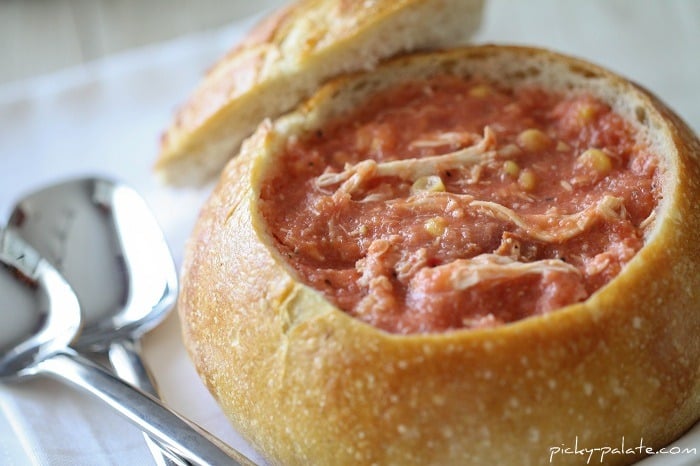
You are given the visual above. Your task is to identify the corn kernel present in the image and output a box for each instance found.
[503,160,520,177]
[576,104,596,123]
[517,128,550,152]
[424,217,447,236]
[469,84,492,98]
[411,175,445,194]
[556,141,570,152]
[518,169,537,191]
[577,148,612,175]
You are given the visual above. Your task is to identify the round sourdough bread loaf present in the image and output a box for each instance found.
[179,46,700,465]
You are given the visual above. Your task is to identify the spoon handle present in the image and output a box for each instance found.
[108,339,188,466]
[35,348,248,466]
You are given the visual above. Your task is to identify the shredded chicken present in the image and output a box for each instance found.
[315,127,498,197]
[408,131,482,148]
[470,195,626,243]
[639,210,656,231]
[427,254,581,291]
[383,192,625,244]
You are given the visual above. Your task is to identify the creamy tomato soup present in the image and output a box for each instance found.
[259,75,660,334]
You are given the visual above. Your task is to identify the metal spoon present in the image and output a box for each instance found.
[7,177,251,465]
[8,177,183,464]
[0,227,239,465]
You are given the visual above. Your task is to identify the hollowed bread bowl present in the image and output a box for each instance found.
[179,46,700,465]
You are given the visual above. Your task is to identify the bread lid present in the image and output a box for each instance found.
[155,0,485,186]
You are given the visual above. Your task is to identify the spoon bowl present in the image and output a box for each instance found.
[8,177,177,350]
[0,228,80,379]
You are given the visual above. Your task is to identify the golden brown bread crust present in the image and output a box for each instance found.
[179,46,700,465]
[155,0,484,186]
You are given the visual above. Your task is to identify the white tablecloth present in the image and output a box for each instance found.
[0,1,698,465]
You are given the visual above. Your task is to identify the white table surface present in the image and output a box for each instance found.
[0,1,698,465]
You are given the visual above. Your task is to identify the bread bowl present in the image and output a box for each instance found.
[178,44,700,465]
[154,0,485,186]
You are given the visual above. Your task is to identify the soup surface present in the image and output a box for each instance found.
[260,75,660,333]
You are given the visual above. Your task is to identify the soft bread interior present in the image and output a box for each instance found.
[156,0,485,186]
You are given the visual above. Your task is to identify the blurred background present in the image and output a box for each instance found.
[1,0,698,133]
[0,0,287,85]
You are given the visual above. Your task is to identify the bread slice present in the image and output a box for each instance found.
[155,0,485,186]
[180,46,700,465]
